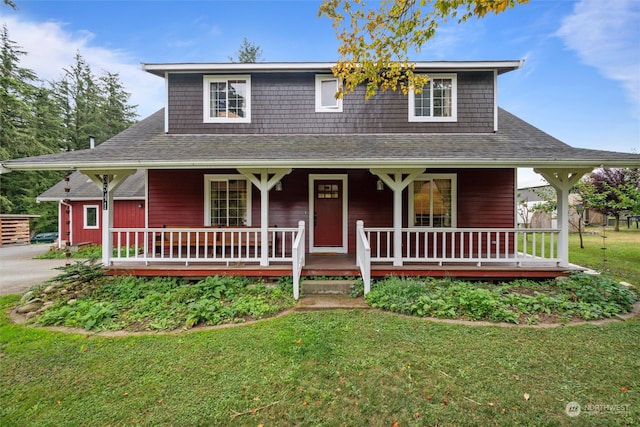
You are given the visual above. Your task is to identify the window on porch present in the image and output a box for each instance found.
[205,176,251,226]
[410,175,456,227]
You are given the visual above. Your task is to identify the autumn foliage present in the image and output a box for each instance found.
[319,0,528,98]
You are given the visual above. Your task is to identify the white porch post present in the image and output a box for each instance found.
[102,175,114,265]
[371,168,424,266]
[82,170,135,266]
[534,168,592,268]
[238,168,292,266]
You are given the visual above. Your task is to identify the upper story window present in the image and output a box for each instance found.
[315,75,342,112]
[203,75,251,123]
[409,174,457,227]
[408,74,457,122]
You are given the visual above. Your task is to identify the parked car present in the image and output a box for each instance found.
[30,232,58,244]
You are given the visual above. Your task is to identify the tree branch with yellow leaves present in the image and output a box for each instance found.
[319,0,528,98]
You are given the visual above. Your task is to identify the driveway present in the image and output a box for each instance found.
[0,244,68,296]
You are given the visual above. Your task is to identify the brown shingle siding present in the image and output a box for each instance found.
[167,71,495,134]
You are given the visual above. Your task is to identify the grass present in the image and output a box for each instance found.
[1,294,638,426]
[570,226,640,286]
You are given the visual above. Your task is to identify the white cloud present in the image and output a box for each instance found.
[1,16,164,118]
[557,0,640,115]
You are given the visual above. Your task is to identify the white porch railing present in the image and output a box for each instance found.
[356,220,371,294]
[292,221,306,300]
[110,226,300,265]
[364,227,560,266]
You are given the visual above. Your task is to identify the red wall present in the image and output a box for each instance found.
[60,200,145,245]
[148,168,515,253]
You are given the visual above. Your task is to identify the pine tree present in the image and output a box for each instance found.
[1,26,138,233]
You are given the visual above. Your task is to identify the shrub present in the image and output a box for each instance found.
[39,299,119,331]
[365,273,637,324]
[30,274,296,332]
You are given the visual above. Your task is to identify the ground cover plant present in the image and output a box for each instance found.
[35,244,103,259]
[35,244,140,260]
[22,261,295,332]
[363,273,638,325]
[1,295,638,426]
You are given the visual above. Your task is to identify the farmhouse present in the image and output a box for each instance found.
[3,61,639,298]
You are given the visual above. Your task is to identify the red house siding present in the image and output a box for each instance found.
[60,200,145,245]
[456,168,515,227]
[148,168,515,254]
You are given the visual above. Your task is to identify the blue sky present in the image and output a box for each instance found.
[2,0,639,186]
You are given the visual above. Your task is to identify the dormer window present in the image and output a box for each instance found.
[203,75,251,123]
[315,75,342,112]
[408,74,457,122]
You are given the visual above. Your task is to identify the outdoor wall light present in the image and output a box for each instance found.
[376,179,384,191]
[275,181,283,191]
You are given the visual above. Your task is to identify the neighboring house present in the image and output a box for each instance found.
[3,60,639,298]
[37,170,146,248]
[518,185,605,231]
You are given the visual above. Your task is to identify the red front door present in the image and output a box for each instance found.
[314,180,343,247]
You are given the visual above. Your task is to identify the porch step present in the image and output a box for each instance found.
[300,279,356,295]
[295,295,370,311]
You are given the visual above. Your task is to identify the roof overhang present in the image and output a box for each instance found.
[142,60,524,77]
[36,196,144,202]
[4,158,637,173]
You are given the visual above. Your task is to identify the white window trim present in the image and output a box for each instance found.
[408,174,457,227]
[408,73,457,122]
[203,75,251,123]
[203,174,252,226]
[315,75,343,112]
[83,205,99,229]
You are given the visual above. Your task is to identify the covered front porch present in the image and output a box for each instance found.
[106,222,574,299]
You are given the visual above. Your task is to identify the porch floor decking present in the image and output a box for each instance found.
[107,253,579,280]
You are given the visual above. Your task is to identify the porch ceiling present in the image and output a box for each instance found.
[3,108,639,172]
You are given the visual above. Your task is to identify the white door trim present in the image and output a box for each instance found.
[309,174,348,253]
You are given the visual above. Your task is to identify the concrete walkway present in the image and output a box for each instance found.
[0,244,68,296]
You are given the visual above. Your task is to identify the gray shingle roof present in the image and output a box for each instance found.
[4,108,640,170]
[37,169,145,201]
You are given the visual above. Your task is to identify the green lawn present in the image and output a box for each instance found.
[1,294,638,426]
[570,227,640,286]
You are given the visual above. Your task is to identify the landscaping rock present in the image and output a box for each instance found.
[36,301,55,314]
[67,299,77,305]
[43,285,56,294]
[25,311,39,320]
[20,291,34,304]
[16,298,44,314]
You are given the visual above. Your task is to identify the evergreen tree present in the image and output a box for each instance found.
[53,52,102,150]
[1,26,138,233]
[97,71,137,138]
[0,24,41,160]
[229,38,263,63]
